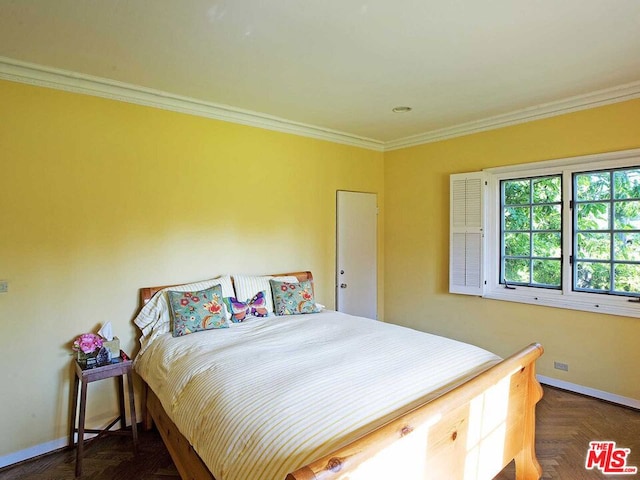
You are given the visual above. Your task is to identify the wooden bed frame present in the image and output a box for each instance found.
[137,271,544,480]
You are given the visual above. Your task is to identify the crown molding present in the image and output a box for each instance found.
[384,81,640,151]
[0,56,385,152]
[2,56,639,153]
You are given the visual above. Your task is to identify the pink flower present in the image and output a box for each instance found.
[72,333,103,354]
[181,298,190,306]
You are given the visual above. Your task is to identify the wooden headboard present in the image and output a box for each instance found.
[140,271,314,305]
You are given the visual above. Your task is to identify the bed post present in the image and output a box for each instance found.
[141,382,154,431]
[514,357,544,480]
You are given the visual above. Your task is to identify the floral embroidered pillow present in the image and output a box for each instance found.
[269,279,320,316]
[167,284,228,337]
[223,291,269,323]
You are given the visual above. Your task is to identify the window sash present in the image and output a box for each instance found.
[500,175,563,289]
[572,167,640,297]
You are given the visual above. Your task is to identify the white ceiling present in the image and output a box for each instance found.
[1,0,640,145]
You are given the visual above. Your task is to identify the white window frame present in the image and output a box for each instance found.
[453,148,640,319]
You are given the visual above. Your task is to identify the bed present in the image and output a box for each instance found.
[134,271,544,480]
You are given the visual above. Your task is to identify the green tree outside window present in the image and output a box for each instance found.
[574,168,640,295]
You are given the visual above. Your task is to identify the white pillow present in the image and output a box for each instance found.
[233,274,299,314]
[164,275,235,299]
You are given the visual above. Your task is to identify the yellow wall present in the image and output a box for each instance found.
[2,75,640,461]
[384,99,640,401]
[0,79,384,457]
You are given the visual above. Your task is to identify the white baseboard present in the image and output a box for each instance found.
[538,375,640,409]
[0,436,69,469]
[0,431,101,469]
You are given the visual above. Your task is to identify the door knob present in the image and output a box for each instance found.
[340,283,348,288]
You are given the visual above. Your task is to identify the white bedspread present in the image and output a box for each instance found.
[134,310,500,480]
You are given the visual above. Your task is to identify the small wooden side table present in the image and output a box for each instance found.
[68,351,138,477]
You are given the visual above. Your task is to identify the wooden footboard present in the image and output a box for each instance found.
[287,343,544,480]
[141,343,543,480]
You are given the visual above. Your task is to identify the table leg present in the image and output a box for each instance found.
[126,370,138,451]
[76,378,88,477]
[117,375,126,429]
[68,374,79,448]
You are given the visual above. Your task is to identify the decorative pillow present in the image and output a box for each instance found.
[233,275,299,314]
[269,279,321,316]
[223,291,269,323]
[167,284,228,337]
[134,275,235,355]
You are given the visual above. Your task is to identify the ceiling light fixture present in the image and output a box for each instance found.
[392,106,412,113]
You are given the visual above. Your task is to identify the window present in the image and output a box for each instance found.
[573,167,640,297]
[449,148,640,318]
[501,175,562,289]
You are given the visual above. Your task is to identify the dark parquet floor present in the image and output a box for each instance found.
[0,428,180,480]
[495,386,640,480]
[1,386,638,479]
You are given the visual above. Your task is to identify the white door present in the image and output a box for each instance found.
[336,191,377,319]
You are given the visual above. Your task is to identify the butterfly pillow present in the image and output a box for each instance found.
[223,291,269,323]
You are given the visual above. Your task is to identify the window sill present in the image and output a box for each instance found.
[483,289,640,318]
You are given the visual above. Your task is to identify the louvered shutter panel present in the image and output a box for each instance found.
[449,172,485,295]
